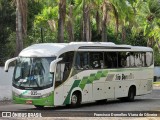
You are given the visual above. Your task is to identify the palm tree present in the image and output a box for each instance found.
[82,0,92,41]
[101,0,110,42]
[145,0,160,47]
[16,0,27,56]
[110,0,132,41]
[135,0,160,47]
[66,0,74,42]
[74,0,92,41]
[58,0,66,43]
[111,3,119,37]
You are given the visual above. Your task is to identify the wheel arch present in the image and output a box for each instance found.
[129,85,136,96]
[70,87,82,104]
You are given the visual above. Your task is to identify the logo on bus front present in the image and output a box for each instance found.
[19,90,41,96]
[31,91,41,96]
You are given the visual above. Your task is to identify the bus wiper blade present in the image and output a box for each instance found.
[34,77,40,87]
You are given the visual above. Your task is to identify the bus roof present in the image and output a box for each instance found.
[19,42,153,57]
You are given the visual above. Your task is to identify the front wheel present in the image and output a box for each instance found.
[70,92,81,107]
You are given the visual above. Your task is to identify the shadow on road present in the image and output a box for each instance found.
[18,98,153,111]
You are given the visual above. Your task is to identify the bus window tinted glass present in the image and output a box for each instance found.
[55,51,74,88]
[104,52,117,68]
[118,52,128,68]
[134,53,144,67]
[146,52,153,66]
[75,52,89,70]
[89,52,104,69]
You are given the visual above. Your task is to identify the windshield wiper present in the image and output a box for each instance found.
[31,75,40,88]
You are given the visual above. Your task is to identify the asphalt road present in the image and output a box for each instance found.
[0,86,160,112]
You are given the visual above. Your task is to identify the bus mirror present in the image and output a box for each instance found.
[50,58,63,73]
[4,57,18,72]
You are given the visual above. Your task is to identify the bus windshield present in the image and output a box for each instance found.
[13,57,56,90]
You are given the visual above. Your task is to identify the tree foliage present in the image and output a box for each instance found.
[0,0,160,65]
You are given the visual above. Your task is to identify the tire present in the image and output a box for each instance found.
[127,87,135,102]
[70,92,81,107]
[34,105,44,109]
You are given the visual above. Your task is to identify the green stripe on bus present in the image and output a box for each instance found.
[95,71,102,80]
[63,70,109,105]
[102,70,108,77]
[63,80,81,105]
[89,74,96,83]
[79,77,89,90]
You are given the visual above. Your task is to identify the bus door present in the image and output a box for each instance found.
[54,63,65,106]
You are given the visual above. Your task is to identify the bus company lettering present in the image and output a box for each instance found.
[115,73,134,80]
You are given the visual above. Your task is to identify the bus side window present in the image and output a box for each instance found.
[141,53,145,67]
[55,51,74,88]
[56,63,65,82]
[135,53,141,67]
[118,52,127,68]
[126,52,130,67]
[129,52,135,67]
[146,52,153,67]
[75,52,89,70]
[134,52,145,67]
[104,52,117,68]
[89,52,103,69]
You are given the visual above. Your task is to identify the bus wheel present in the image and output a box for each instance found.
[34,105,44,109]
[70,92,81,107]
[127,87,135,102]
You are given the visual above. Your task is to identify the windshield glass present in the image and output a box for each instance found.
[13,57,56,90]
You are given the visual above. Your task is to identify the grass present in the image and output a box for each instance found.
[153,82,160,84]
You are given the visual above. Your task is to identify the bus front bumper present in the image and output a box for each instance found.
[12,93,54,106]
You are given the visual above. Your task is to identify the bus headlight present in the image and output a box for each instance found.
[41,92,53,98]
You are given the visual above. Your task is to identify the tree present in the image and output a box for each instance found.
[0,0,16,65]
[81,0,91,41]
[101,0,109,42]
[58,0,66,43]
[135,0,160,47]
[66,4,74,42]
[15,0,27,56]
[110,0,133,42]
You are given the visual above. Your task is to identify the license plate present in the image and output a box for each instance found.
[26,100,32,104]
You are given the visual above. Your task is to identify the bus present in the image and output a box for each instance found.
[4,42,154,108]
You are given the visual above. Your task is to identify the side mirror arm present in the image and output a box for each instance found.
[50,58,63,73]
[4,57,18,72]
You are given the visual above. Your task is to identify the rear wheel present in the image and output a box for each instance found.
[127,87,135,102]
[34,105,44,109]
[119,87,135,102]
[70,92,81,107]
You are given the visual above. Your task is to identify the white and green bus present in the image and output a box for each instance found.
[4,42,154,108]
